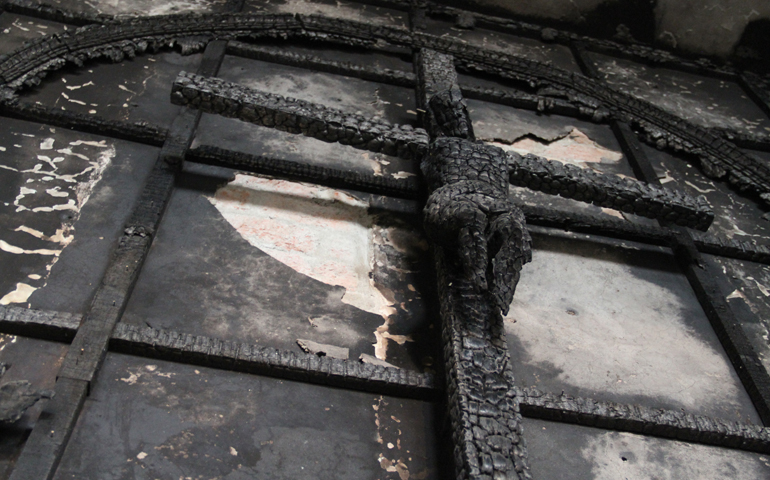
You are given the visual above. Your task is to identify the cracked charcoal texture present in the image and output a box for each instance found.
[0,12,768,204]
[517,387,770,453]
[418,48,531,480]
[507,151,715,230]
[170,71,428,161]
[0,306,436,398]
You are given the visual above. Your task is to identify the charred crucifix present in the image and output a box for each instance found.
[171,50,713,480]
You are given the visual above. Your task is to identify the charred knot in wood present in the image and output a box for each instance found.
[427,88,475,140]
[421,138,531,315]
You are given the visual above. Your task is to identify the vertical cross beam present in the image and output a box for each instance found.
[415,48,532,480]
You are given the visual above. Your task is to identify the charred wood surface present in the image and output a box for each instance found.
[508,152,714,230]
[171,71,429,161]
[417,48,532,480]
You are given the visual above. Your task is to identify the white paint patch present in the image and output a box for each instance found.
[684,180,716,193]
[65,81,94,91]
[0,283,37,305]
[505,247,746,413]
[0,136,114,305]
[69,140,108,148]
[495,128,623,168]
[0,240,60,256]
[727,289,748,301]
[208,174,395,319]
[46,187,69,198]
[39,138,55,150]
[582,431,768,480]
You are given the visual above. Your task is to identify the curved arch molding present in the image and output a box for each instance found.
[1,12,769,205]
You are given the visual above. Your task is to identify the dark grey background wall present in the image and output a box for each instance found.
[443,0,769,62]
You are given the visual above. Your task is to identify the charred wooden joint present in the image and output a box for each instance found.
[427,87,475,140]
[422,136,532,315]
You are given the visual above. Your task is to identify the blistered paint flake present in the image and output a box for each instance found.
[207,174,432,365]
[0,128,114,305]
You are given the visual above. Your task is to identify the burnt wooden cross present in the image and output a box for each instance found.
[171,48,713,479]
[2,7,770,480]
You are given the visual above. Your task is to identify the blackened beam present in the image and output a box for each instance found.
[3,304,770,454]
[186,142,769,264]
[0,103,761,261]
[172,72,713,230]
[221,41,599,121]
[708,127,770,153]
[0,100,168,146]
[187,144,421,199]
[571,42,770,427]
[226,41,416,87]
[3,0,756,147]
[0,306,436,400]
[2,13,767,203]
[520,203,770,265]
[416,47,533,480]
[6,37,234,480]
[517,387,770,454]
[507,152,714,230]
[170,71,429,161]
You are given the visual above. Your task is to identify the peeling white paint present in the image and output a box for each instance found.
[0,283,37,305]
[492,128,623,168]
[208,174,396,319]
[0,240,60,256]
[39,138,54,150]
[0,134,115,305]
[14,226,72,246]
[65,81,95,91]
